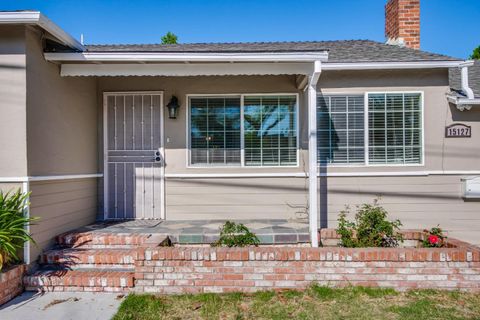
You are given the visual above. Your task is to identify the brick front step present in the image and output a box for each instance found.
[24,268,134,292]
[56,231,150,248]
[40,248,137,269]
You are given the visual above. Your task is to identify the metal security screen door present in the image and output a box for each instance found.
[104,92,165,220]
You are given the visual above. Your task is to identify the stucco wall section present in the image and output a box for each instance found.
[0,26,27,177]
[25,28,98,176]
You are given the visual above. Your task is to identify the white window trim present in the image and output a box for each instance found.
[186,93,300,168]
[317,91,425,168]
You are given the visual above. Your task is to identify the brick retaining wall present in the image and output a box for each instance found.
[134,232,480,293]
[0,264,25,305]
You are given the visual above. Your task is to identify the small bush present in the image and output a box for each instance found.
[212,221,260,247]
[422,226,446,248]
[0,189,37,270]
[336,199,403,248]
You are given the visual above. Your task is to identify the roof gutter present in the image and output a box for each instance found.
[0,11,84,51]
[46,53,461,67]
[322,60,464,70]
[447,95,480,111]
[44,51,329,63]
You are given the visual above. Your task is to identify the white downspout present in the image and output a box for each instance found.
[307,61,321,247]
[460,61,475,100]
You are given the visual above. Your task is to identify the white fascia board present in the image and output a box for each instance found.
[322,60,464,70]
[0,11,84,51]
[60,62,315,77]
[45,51,329,63]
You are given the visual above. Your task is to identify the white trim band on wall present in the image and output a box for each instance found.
[0,173,103,183]
[164,171,480,179]
[2,172,478,182]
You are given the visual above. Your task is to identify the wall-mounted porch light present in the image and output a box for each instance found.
[166,95,180,119]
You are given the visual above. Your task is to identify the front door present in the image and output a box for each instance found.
[104,92,164,219]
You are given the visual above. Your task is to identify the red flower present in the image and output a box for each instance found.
[428,235,439,245]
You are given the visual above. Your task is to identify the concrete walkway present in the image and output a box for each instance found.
[0,291,123,320]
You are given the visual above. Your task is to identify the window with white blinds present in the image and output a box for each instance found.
[368,93,422,164]
[189,97,241,165]
[317,95,365,164]
[317,92,423,166]
[244,95,297,166]
[189,94,298,167]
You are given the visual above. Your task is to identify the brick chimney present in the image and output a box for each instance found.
[385,0,420,49]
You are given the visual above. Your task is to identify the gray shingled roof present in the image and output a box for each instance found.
[85,40,459,63]
[449,60,480,98]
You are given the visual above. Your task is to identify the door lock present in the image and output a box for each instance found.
[154,150,162,162]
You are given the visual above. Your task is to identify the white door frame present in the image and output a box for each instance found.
[103,91,165,220]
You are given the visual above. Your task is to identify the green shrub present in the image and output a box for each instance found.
[336,199,403,248]
[0,189,37,270]
[212,221,260,247]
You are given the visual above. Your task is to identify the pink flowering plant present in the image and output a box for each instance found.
[422,225,446,248]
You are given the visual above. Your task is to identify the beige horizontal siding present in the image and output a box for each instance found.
[29,179,98,262]
[166,177,308,220]
[164,175,480,244]
[320,175,480,244]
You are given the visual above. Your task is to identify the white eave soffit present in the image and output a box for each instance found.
[50,52,330,77]
[57,60,466,77]
[59,62,319,77]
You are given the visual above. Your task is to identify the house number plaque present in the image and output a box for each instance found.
[445,123,471,138]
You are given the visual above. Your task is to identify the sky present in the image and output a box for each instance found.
[0,0,478,59]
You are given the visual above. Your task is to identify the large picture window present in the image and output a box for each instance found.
[317,92,423,166]
[188,94,298,167]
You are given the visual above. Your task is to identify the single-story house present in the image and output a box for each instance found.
[0,0,479,265]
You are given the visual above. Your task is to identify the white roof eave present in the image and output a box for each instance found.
[44,51,330,63]
[0,11,84,51]
[44,51,465,71]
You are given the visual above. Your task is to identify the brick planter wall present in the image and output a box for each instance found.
[134,231,480,293]
[0,264,25,305]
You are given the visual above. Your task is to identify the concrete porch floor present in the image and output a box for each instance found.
[81,219,310,244]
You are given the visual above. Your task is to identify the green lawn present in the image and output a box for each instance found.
[112,286,480,320]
